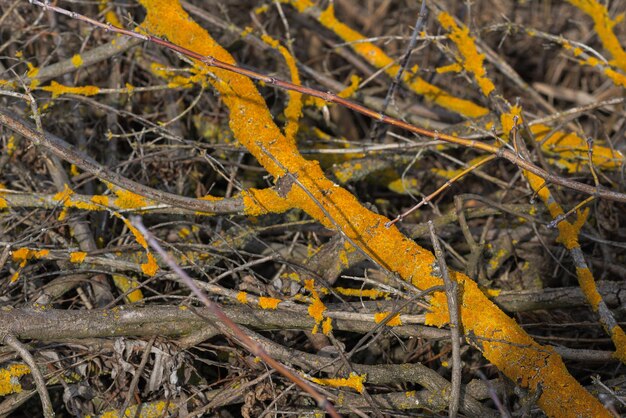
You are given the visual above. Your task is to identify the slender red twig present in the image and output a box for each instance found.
[26,0,626,204]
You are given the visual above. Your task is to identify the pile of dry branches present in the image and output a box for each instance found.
[0,0,625,416]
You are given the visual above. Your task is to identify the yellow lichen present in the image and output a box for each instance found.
[374,312,402,326]
[242,188,292,216]
[141,253,159,276]
[69,251,87,263]
[604,67,626,87]
[92,400,171,418]
[91,195,110,207]
[611,326,626,363]
[53,183,74,202]
[568,0,626,72]
[530,124,623,173]
[424,291,450,327]
[236,291,248,304]
[338,74,361,99]
[112,274,144,303]
[98,0,123,28]
[6,135,16,156]
[71,54,84,67]
[0,364,31,396]
[436,63,462,74]
[304,279,327,333]
[438,12,495,97]
[322,317,333,335]
[576,267,602,310]
[105,183,150,209]
[500,105,523,138]
[387,177,420,194]
[555,208,589,250]
[12,248,49,266]
[310,372,366,394]
[261,34,303,143]
[26,62,39,78]
[308,298,326,325]
[41,81,100,98]
[300,3,488,118]
[334,287,388,300]
[484,288,501,298]
[258,296,281,310]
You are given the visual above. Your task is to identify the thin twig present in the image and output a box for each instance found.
[121,336,156,414]
[369,0,428,141]
[2,333,54,418]
[428,221,461,418]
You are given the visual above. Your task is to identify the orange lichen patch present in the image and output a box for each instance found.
[138,2,609,415]
[424,291,450,327]
[236,291,248,304]
[500,105,523,138]
[308,297,326,328]
[98,0,123,28]
[288,2,487,118]
[91,195,110,207]
[53,183,74,202]
[261,34,303,143]
[336,241,356,268]
[304,279,327,333]
[568,0,626,72]
[310,372,366,394]
[94,400,172,418]
[0,364,31,396]
[241,188,292,216]
[149,62,210,89]
[41,81,100,98]
[338,74,361,99]
[71,54,83,67]
[12,248,49,266]
[334,287,388,300]
[437,12,495,97]
[113,188,148,208]
[555,209,589,250]
[576,267,602,310]
[6,135,16,156]
[322,317,333,335]
[254,4,270,14]
[10,248,49,282]
[374,312,402,327]
[258,296,281,310]
[612,326,626,363]
[0,183,7,210]
[436,63,462,74]
[530,124,624,173]
[26,62,39,78]
[112,274,144,303]
[141,253,159,276]
[484,288,501,298]
[52,185,106,212]
[387,177,419,194]
[69,251,87,263]
[604,67,626,87]
[115,213,148,249]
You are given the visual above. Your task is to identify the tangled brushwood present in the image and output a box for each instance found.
[0,0,625,416]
